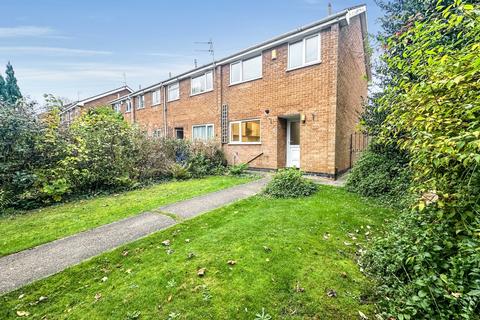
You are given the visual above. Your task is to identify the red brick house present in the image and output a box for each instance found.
[111,5,370,178]
[60,86,133,125]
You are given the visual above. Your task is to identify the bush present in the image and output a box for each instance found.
[264,168,317,198]
[228,163,249,176]
[188,140,226,177]
[362,208,480,319]
[345,142,413,209]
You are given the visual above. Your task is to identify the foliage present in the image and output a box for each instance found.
[228,163,249,176]
[346,142,413,209]
[0,96,227,211]
[67,107,137,192]
[264,168,317,198]
[0,100,41,209]
[362,2,480,319]
[4,62,22,103]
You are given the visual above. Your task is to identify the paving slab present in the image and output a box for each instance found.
[0,212,175,294]
[158,177,269,219]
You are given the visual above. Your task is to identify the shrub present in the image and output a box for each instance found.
[264,168,317,198]
[169,163,191,180]
[345,142,413,209]
[228,163,249,176]
[67,107,137,193]
[188,140,226,177]
[362,208,480,319]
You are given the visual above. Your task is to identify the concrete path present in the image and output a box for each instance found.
[0,177,269,294]
[159,177,269,219]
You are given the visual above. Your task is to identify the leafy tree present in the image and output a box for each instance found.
[4,62,22,103]
[363,2,480,318]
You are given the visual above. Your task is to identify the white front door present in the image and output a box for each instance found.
[287,120,300,168]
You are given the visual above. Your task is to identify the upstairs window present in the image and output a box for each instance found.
[168,82,180,101]
[230,119,261,144]
[191,71,213,95]
[136,95,144,109]
[192,124,214,141]
[152,90,161,105]
[288,34,321,70]
[230,55,262,85]
[126,100,132,112]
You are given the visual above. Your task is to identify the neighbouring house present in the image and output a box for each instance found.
[110,5,369,178]
[59,86,133,125]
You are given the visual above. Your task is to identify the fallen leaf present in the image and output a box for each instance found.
[358,310,368,319]
[16,311,30,317]
[126,269,132,274]
[197,268,206,277]
[323,233,331,240]
[162,240,171,246]
[38,296,47,303]
[187,252,196,259]
[101,276,108,282]
[227,260,237,265]
[166,249,174,255]
[340,272,348,278]
[18,294,25,299]
[263,246,272,252]
[167,295,173,302]
[326,289,337,298]
[344,241,352,246]
[294,281,305,293]
[265,258,270,262]
[94,293,102,301]
[451,292,462,298]
[122,250,129,256]
[185,239,190,243]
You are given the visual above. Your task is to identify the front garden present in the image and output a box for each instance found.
[0,185,394,319]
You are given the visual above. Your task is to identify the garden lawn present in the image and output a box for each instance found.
[0,185,394,319]
[0,176,253,257]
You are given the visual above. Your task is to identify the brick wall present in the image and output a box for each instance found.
[113,13,369,177]
[335,15,368,173]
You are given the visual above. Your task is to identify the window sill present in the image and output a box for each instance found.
[286,60,322,72]
[125,111,131,113]
[190,89,214,97]
[167,98,180,103]
[229,76,262,87]
[151,103,162,107]
[228,142,262,145]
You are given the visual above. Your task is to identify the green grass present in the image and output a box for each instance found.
[0,185,394,319]
[0,176,253,257]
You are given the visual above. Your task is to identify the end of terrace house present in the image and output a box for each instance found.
[98,5,369,179]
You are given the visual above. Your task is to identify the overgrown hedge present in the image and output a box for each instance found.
[0,102,226,211]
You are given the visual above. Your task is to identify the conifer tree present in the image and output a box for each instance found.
[0,74,5,102]
[4,62,22,103]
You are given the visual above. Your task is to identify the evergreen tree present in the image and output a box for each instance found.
[4,62,22,103]
[0,74,5,102]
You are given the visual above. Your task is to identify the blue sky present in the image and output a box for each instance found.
[0,0,382,103]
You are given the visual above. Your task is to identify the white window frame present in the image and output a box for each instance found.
[167,82,180,102]
[152,90,161,106]
[191,124,214,141]
[113,102,121,113]
[190,71,214,96]
[125,100,132,112]
[136,95,145,109]
[287,33,321,71]
[229,55,262,85]
[229,119,261,145]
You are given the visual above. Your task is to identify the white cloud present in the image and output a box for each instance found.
[0,26,56,38]
[0,46,112,56]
